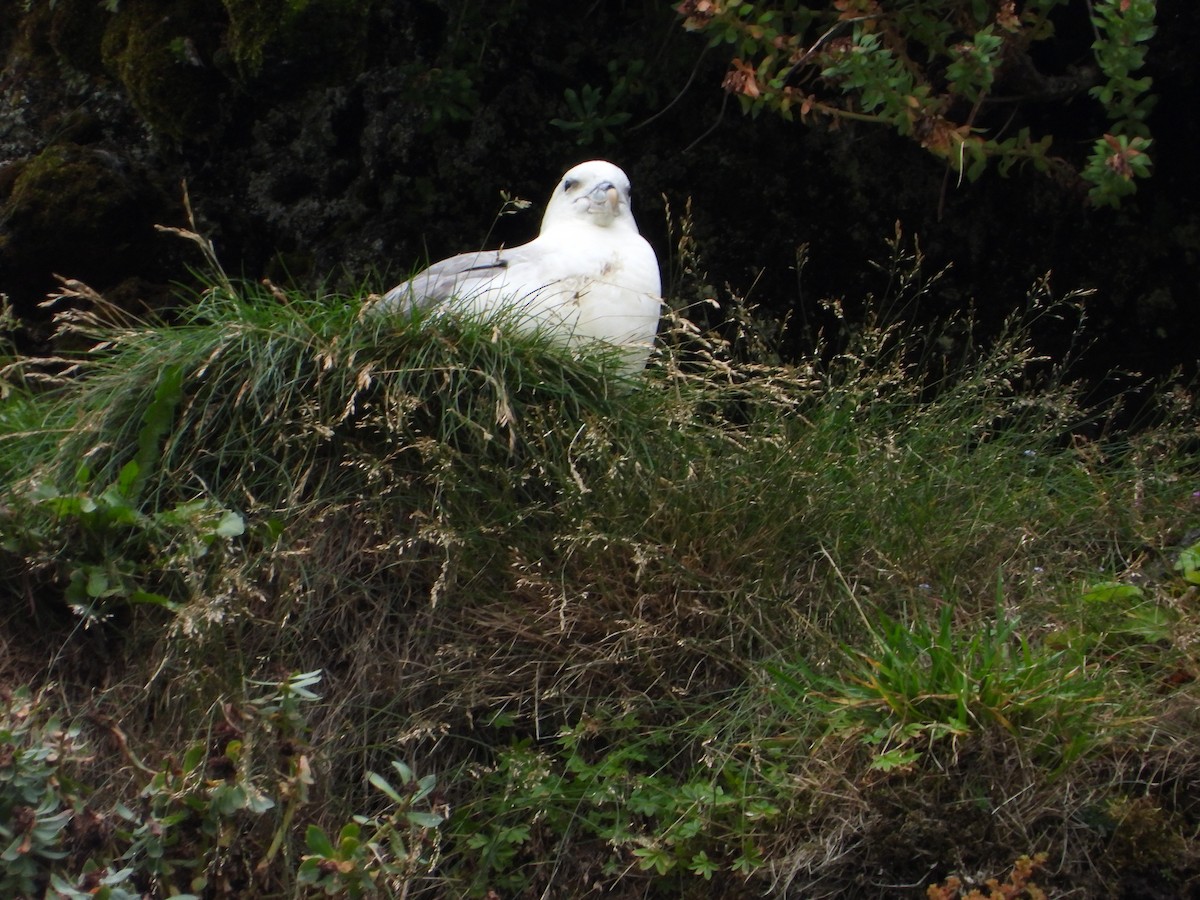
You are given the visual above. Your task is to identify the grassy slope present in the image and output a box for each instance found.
[1,270,1198,898]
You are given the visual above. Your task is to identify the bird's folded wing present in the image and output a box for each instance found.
[381,249,516,310]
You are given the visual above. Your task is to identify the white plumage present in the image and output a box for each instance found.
[374,160,662,372]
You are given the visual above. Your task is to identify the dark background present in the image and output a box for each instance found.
[2,0,1196,396]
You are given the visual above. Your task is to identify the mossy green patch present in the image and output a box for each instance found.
[2,144,143,257]
[0,143,168,307]
[100,0,227,141]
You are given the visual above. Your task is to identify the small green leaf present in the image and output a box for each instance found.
[871,748,921,771]
[130,591,181,611]
[289,669,324,694]
[261,517,286,541]
[1081,581,1144,604]
[689,850,719,880]
[632,845,674,875]
[182,743,207,774]
[368,772,403,804]
[338,822,362,846]
[211,783,248,817]
[305,824,336,857]
[297,856,322,882]
[414,773,437,801]
[405,811,444,828]
[731,850,763,875]
[244,786,276,814]
[1121,605,1174,643]
[86,567,112,598]
[215,510,245,538]
[116,461,141,498]
[1174,542,1200,584]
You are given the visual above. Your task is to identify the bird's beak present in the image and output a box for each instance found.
[590,182,620,213]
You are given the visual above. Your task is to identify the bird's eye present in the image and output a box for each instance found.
[563,178,578,192]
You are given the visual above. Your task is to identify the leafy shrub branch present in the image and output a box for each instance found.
[0,675,444,898]
[676,0,1156,206]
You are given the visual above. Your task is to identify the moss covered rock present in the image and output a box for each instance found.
[100,0,227,141]
[0,143,169,315]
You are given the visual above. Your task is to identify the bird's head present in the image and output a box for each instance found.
[541,160,638,233]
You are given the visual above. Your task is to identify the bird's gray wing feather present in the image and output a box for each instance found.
[382,246,540,311]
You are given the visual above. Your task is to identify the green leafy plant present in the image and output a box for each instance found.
[0,687,150,899]
[771,599,1106,768]
[1174,540,1200,586]
[453,714,785,892]
[1078,580,1173,644]
[2,672,383,898]
[0,688,83,896]
[113,670,322,896]
[676,0,1157,205]
[550,61,646,145]
[8,459,245,624]
[47,864,143,900]
[2,317,246,623]
[298,760,444,897]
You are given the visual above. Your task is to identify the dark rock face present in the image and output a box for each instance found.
[0,1,1196,386]
[0,143,176,317]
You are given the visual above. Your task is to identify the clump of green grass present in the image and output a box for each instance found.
[770,597,1108,772]
[1,230,1196,897]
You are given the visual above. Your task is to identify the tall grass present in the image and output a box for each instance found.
[0,242,1196,897]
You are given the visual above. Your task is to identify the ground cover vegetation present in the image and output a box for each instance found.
[1,220,1198,898]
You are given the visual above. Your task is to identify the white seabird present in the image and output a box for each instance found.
[374,160,662,372]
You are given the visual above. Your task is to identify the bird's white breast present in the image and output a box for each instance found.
[454,224,661,370]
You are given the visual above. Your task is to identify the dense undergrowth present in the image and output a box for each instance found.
[1,237,1198,898]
